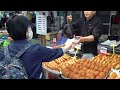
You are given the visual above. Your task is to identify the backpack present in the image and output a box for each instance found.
[0,44,31,79]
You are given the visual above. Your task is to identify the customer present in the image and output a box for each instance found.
[67,11,103,55]
[0,15,73,79]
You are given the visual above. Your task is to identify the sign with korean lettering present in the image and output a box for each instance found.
[100,47,107,54]
[36,11,47,35]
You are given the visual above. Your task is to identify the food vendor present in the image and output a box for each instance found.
[67,11,103,56]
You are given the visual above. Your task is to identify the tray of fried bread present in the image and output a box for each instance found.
[42,54,78,75]
[61,56,114,79]
[42,62,60,75]
[107,68,120,79]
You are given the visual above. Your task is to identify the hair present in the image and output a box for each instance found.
[6,15,31,40]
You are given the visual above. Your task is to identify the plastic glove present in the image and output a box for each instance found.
[61,43,73,53]
[72,36,84,44]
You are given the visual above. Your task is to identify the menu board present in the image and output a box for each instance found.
[36,11,47,35]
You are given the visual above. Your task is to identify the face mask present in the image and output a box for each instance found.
[26,27,33,40]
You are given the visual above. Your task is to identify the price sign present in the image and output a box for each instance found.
[53,38,56,43]
[100,47,107,54]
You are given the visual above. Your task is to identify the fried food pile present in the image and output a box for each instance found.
[42,54,77,71]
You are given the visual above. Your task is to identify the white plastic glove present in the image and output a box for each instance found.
[61,42,73,53]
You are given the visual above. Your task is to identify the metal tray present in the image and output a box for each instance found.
[104,70,112,79]
[42,64,61,75]
[61,74,70,79]
[60,70,111,79]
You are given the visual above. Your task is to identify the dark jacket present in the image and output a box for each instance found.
[0,40,64,79]
[72,15,103,55]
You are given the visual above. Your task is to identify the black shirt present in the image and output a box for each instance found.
[72,15,103,55]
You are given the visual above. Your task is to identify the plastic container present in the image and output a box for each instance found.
[81,53,94,60]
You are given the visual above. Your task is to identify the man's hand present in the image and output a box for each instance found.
[8,37,13,42]
[67,15,72,21]
[73,35,95,44]
[73,36,84,44]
